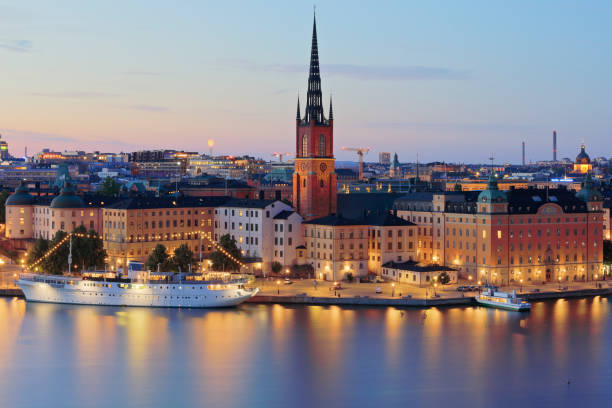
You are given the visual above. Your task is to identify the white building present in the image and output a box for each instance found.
[213,199,301,273]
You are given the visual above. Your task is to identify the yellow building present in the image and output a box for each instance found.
[573,143,592,174]
[103,196,226,271]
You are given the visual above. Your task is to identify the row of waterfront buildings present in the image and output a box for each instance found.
[6,171,608,286]
[3,14,610,286]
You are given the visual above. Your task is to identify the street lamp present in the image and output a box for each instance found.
[558,276,562,290]
[276,280,281,295]
[391,282,395,297]
[519,279,523,293]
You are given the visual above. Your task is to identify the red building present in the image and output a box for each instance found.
[293,14,337,220]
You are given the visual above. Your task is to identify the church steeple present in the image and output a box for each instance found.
[296,95,301,120]
[302,12,326,125]
[293,10,336,220]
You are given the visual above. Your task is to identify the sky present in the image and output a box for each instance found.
[1,0,611,164]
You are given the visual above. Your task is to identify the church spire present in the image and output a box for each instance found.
[303,11,325,125]
[296,95,301,120]
[329,95,333,120]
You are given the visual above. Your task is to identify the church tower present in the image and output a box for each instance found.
[293,13,337,220]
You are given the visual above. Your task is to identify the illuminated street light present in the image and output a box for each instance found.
[276,280,281,295]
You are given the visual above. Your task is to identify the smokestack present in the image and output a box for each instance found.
[522,141,525,166]
[553,130,557,161]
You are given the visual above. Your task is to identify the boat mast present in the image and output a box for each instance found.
[67,234,72,275]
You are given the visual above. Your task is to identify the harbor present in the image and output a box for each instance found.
[3,265,611,308]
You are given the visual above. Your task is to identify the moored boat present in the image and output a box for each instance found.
[16,271,258,308]
[475,288,531,311]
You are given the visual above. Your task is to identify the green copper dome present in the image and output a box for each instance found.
[576,173,599,202]
[50,181,84,209]
[478,174,507,203]
[6,181,36,206]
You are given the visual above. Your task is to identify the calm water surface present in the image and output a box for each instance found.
[1,297,611,408]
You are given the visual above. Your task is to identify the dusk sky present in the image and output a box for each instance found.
[1,0,611,164]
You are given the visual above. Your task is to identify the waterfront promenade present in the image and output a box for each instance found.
[249,277,612,307]
[2,270,611,308]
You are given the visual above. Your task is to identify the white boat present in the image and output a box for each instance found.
[475,288,531,311]
[16,272,259,308]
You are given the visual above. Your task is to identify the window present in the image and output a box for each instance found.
[302,134,308,156]
[319,134,325,156]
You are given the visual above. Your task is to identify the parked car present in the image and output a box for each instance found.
[456,286,469,292]
[375,286,382,294]
[284,278,293,285]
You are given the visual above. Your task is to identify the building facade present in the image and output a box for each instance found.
[214,199,301,273]
[395,175,604,285]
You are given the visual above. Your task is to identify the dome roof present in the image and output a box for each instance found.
[576,173,600,202]
[478,174,507,203]
[50,181,84,209]
[576,143,590,164]
[6,181,36,206]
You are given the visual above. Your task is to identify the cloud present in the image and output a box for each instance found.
[25,91,118,99]
[126,104,170,112]
[0,39,32,52]
[216,59,468,81]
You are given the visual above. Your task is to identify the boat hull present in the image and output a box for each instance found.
[475,298,531,311]
[17,278,258,308]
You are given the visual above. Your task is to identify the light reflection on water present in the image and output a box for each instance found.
[0,297,611,408]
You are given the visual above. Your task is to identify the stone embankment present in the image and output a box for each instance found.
[247,287,612,308]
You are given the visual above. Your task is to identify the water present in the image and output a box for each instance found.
[0,297,611,408]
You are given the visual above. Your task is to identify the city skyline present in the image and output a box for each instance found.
[2,1,612,163]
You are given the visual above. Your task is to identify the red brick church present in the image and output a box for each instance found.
[293,14,337,220]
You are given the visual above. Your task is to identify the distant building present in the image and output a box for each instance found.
[0,134,9,160]
[379,152,391,165]
[572,143,593,174]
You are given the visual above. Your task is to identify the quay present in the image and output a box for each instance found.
[3,272,612,308]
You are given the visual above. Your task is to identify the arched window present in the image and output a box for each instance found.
[302,134,308,157]
[319,134,326,156]
[320,180,324,188]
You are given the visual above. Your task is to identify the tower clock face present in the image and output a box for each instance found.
[319,163,327,172]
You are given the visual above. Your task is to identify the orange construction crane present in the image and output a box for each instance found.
[342,146,370,180]
[272,152,293,162]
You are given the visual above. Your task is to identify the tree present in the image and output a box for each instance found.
[69,225,106,271]
[0,189,10,224]
[146,244,173,271]
[172,244,196,272]
[27,237,49,270]
[99,177,121,196]
[604,240,612,264]
[45,231,69,274]
[210,234,242,272]
[438,271,451,285]
[271,261,282,275]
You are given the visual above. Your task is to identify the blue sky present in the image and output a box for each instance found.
[1,0,611,163]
